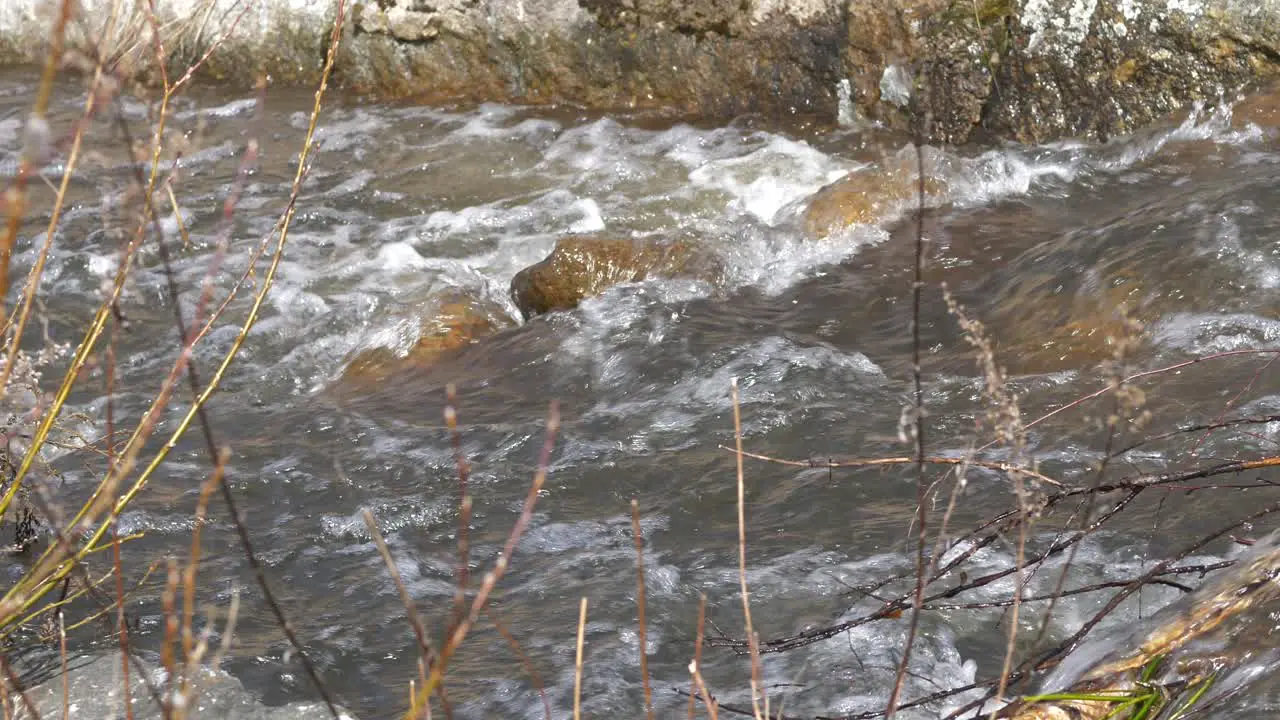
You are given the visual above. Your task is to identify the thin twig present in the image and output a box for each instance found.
[574,597,589,720]
[483,608,552,720]
[690,593,720,720]
[361,510,438,671]
[0,653,38,720]
[997,349,1280,453]
[0,0,75,322]
[719,448,1064,487]
[405,402,561,717]
[886,75,931,720]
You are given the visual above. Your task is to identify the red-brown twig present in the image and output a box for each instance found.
[483,608,552,720]
[689,593,718,720]
[0,0,75,321]
[361,510,439,689]
[1189,352,1278,456]
[405,401,561,717]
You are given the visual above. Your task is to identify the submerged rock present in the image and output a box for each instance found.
[340,290,514,384]
[801,155,949,238]
[510,234,720,318]
[1230,82,1280,130]
[981,270,1153,374]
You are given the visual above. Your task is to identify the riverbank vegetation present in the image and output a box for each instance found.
[0,1,1278,719]
[0,0,351,715]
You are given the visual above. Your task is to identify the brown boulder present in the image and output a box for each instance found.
[802,159,948,238]
[340,290,513,384]
[510,235,721,318]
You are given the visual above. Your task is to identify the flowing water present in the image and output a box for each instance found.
[1,67,1279,718]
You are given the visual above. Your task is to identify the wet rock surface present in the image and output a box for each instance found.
[801,153,951,237]
[979,0,1280,143]
[340,0,845,121]
[340,290,514,385]
[338,0,1280,144]
[511,234,722,318]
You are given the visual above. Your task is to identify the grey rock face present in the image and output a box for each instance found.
[338,0,1280,143]
[2,0,1278,142]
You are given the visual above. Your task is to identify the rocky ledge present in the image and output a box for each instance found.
[3,0,1279,143]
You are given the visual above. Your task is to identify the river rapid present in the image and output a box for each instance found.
[1,67,1279,718]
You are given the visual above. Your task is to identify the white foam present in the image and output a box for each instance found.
[1082,101,1241,171]
[1152,312,1280,354]
[949,147,1079,205]
[686,134,855,224]
[375,241,430,271]
[268,284,329,319]
[184,96,259,119]
[302,109,393,155]
[567,197,606,233]
[722,221,890,295]
[325,168,375,196]
[21,69,1280,720]
[539,117,642,175]
[168,139,240,171]
[87,253,116,278]
[0,116,20,146]
[335,114,1108,325]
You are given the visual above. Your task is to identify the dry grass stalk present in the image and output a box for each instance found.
[574,597,589,720]
[942,288,1037,714]
[690,594,719,719]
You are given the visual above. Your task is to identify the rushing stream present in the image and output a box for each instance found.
[1,67,1278,718]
